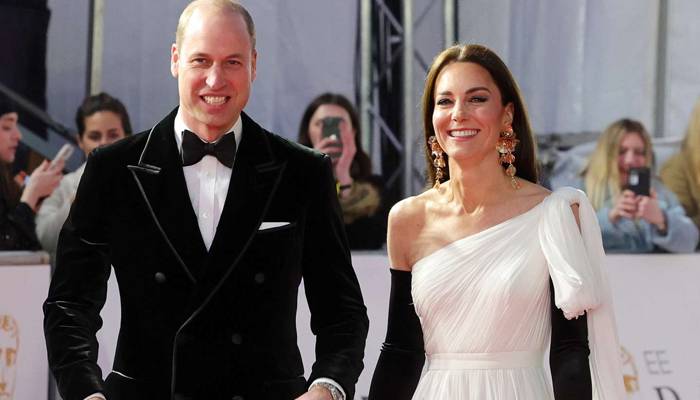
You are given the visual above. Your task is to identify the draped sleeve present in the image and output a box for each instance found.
[538,187,626,400]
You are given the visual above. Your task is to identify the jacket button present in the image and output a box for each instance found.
[231,333,243,345]
[254,272,265,284]
[154,272,167,283]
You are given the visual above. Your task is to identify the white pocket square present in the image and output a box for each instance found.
[258,222,291,230]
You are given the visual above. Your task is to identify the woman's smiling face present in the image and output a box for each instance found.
[432,61,512,167]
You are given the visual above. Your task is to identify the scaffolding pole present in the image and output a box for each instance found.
[360,0,373,152]
[443,0,457,47]
[402,0,414,197]
[86,0,105,96]
[654,0,668,137]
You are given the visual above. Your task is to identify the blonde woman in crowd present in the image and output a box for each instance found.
[582,118,698,253]
[661,98,700,245]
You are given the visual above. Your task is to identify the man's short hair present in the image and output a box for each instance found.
[176,0,256,50]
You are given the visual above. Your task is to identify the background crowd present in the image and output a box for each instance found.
[1,87,700,256]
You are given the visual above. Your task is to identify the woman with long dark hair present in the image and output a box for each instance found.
[0,94,62,250]
[298,93,386,249]
[369,44,625,399]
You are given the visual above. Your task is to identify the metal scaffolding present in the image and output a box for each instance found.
[86,0,105,96]
[359,0,457,199]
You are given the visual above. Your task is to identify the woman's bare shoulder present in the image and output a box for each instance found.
[389,193,428,225]
[517,179,551,200]
[387,190,435,271]
[502,180,551,213]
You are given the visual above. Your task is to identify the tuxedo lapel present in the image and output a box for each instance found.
[187,113,286,310]
[127,108,207,283]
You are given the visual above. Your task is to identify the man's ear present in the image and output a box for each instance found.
[250,49,257,82]
[170,43,179,78]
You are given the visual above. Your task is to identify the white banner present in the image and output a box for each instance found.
[0,263,50,400]
[605,254,700,400]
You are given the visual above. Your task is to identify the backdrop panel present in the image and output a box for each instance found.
[0,261,50,400]
[46,0,357,140]
[459,0,658,136]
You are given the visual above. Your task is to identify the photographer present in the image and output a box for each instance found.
[298,93,386,250]
[0,93,62,250]
[581,118,698,253]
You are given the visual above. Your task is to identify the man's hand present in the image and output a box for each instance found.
[295,385,333,400]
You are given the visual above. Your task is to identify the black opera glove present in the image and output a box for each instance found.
[549,280,593,399]
[368,269,425,400]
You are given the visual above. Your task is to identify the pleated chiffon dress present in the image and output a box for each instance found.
[409,187,626,400]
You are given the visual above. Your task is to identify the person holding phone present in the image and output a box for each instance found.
[0,93,63,250]
[298,93,386,249]
[35,92,131,261]
[581,118,698,253]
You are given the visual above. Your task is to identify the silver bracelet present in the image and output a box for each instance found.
[309,381,343,400]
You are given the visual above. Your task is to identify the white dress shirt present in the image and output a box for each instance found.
[174,110,242,250]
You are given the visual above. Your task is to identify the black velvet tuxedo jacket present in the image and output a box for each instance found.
[43,109,369,400]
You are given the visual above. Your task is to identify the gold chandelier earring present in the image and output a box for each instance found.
[429,136,446,189]
[496,125,521,189]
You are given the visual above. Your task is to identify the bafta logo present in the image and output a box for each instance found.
[621,346,640,397]
[0,315,19,400]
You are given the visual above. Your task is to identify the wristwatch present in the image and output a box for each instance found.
[310,381,343,400]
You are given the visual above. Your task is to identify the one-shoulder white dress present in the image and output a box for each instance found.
[410,187,625,400]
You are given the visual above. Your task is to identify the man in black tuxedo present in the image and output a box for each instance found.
[43,1,368,399]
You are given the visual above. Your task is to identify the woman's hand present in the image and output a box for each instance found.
[334,120,356,187]
[20,159,63,212]
[608,189,638,224]
[636,188,666,231]
[313,135,343,159]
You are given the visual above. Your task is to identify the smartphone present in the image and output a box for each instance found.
[626,167,651,196]
[321,117,343,158]
[50,143,74,169]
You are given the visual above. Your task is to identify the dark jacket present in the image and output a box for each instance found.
[44,109,368,400]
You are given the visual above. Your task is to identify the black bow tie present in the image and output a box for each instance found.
[181,129,236,168]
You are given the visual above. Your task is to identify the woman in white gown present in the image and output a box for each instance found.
[368,44,625,399]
